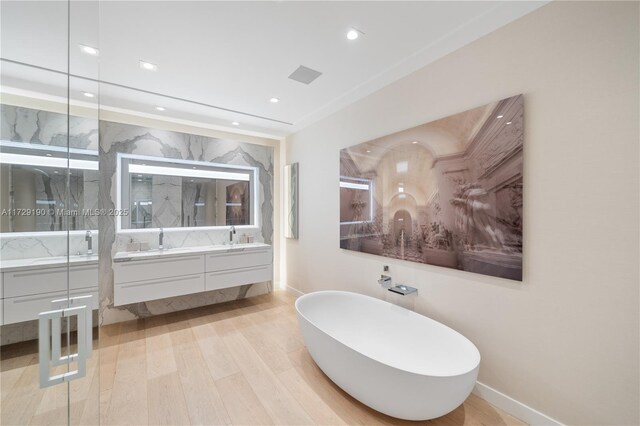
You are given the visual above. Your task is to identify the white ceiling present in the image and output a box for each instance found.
[0,1,547,138]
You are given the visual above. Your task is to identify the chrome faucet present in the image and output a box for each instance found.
[378,274,392,289]
[85,230,93,255]
[159,228,164,250]
[229,225,236,245]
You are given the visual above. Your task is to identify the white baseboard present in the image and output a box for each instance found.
[284,285,305,297]
[473,381,563,426]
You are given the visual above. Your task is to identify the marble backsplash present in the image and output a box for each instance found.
[0,231,99,260]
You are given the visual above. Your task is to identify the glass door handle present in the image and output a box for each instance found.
[50,295,94,365]
[38,305,89,388]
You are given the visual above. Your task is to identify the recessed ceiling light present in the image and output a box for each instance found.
[269,97,280,103]
[497,115,504,119]
[54,170,59,174]
[139,60,158,71]
[506,121,512,125]
[155,106,166,111]
[83,92,95,98]
[231,121,240,126]
[366,150,371,153]
[347,29,360,40]
[412,141,418,144]
[79,44,99,56]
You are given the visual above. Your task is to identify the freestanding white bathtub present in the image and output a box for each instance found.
[295,291,480,421]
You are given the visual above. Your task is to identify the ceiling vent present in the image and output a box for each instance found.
[288,65,322,85]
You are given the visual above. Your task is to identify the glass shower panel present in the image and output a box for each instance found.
[0,1,100,425]
[68,1,101,423]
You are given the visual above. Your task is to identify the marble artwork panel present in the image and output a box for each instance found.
[340,95,523,281]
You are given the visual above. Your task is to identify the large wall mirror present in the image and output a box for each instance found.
[118,154,259,230]
[0,142,99,233]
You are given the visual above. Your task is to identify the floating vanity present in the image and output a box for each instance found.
[0,256,99,325]
[113,243,272,306]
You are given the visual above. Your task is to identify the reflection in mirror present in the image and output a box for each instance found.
[120,155,256,229]
[339,177,373,224]
[0,143,99,232]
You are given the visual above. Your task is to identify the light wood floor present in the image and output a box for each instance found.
[2,290,525,425]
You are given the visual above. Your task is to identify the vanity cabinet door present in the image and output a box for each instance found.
[4,264,98,298]
[205,248,272,272]
[114,254,205,284]
[70,265,99,290]
[3,288,98,325]
[4,267,67,297]
[114,274,205,306]
[206,265,272,291]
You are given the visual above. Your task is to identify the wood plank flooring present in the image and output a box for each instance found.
[1,290,525,425]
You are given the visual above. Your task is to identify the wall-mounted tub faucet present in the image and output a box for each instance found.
[389,284,418,296]
[229,225,236,245]
[159,228,164,250]
[85,230,92,255]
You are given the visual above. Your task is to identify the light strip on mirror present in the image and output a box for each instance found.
[128,163,250,181]
[0,153,99,170]
[339,181,369,190]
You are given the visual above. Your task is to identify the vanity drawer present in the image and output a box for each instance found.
[3,264,98,298]
[205,248,272,272]
[3,288,98,325]
[114,273,205,306]
[114,254,205,284]
[206,265,272,291]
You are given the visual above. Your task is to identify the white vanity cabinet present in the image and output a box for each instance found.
[205,247,272,291]
[113,254,206,306]
[1,262,99,325]
[113,244,272,306]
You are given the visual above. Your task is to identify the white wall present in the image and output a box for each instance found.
[285,2,639,425]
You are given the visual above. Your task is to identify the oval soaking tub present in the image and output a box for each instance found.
[295,290,480,421]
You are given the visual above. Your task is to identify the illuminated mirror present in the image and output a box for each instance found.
[0,142,99,232]
[118,154,257,230]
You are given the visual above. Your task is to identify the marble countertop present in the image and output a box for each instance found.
[0,243,270,272]
[113,242,271,262]
[0,254,99,273]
